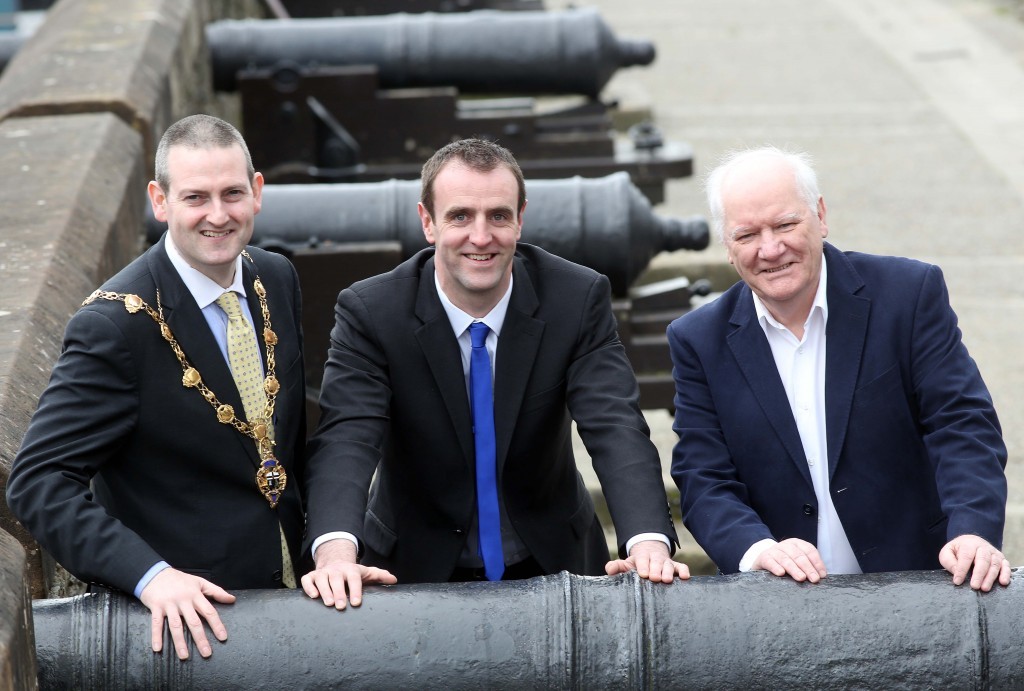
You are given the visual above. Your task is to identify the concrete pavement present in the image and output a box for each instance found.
[558,0,1024,568]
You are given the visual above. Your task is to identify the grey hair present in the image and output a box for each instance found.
[154,114,254,192]
[704,146,820,243]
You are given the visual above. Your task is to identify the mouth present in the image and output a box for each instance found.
[760,262,793,275]
[466,253,495,262]
[200,229,232,238]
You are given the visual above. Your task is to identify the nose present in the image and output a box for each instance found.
[206,198,230,226]
[757,230,784,259]
[468,218,491,246]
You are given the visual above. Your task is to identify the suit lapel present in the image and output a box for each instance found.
[822,244,870,479]
[414,257,476,467]
[493,261,543,470]
[148,241,260,468]
[726,286,813,487]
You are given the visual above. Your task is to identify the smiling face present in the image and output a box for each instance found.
[722,156,828,329]
[418,160,524,317]
[148,143,263,288]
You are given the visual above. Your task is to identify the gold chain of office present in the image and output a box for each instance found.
[81,250,287,508]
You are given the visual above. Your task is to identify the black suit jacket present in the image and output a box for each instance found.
[6,236,307,593]
[304,243,676,582]
[668,244,1007,573]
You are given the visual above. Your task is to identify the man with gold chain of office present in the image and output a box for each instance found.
[6,114,395,661]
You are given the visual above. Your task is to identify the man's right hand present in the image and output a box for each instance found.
[751,537,828,583]
[301,538,397,610]
[139,567,236,660]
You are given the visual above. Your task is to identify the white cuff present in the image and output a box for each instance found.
[625,532,672,556]
[312,532,360,560]
[738,539,778,572]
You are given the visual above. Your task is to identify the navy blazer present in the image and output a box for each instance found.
[6,237,307,593]
[667,243,1006,574]
[304,243,676,583]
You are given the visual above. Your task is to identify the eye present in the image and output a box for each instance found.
[491,213,508,222]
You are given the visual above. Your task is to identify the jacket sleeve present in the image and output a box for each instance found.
[910,265,1007,545]
[5,307,164,594]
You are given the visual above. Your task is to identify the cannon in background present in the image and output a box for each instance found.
[278,0,545,17]
[145,173,711,414]
[143,173,708,297]
[208,8,692,202]
[207,9,653,95]
[32,569,1024,689]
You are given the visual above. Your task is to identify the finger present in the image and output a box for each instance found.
[659,557,676,583]
[327,570,349,611]
[301,571,321,599]
[634,552,651,579]
[347,569,365,607]
[675,562,691,580]
[372,568,398,585]
[314,572,336,607]
[181,606,213,659]
[165,609,190,660]
[759,551,791,578]
[195,598,228,643]
[974,552,1002,592]
[150,610,165,654]
[604,559,624,576]
[791,554,821,583]
[1000,559,1012,587]
[953,546,976,586]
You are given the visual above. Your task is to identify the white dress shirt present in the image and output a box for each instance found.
[738,258,862,574]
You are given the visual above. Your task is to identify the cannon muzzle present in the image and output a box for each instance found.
[32,569,1024,689]
[207,8,654,96]
[144,172,708,296]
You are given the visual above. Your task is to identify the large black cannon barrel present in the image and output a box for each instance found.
[206,8,655,96]
[32,569,1024,689]
[145,172,709,296]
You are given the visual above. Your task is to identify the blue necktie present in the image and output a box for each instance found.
[469,322,504,581]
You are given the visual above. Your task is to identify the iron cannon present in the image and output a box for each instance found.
[207,8,654,96]
[144,172,708,298]
[32,569,1024,689]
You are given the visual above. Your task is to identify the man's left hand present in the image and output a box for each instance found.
[605,540,690,582]
[938,534,1011,592]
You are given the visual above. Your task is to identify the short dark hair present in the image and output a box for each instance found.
[420,138,526,218]
[154,114,254,192]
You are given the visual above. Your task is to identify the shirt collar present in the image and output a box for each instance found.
[164,233,247,308]
[434,271,514,337]
[752,250,829,331]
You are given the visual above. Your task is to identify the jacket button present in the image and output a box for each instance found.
[272,570,283,582]
[803,504,816,516]
[453,528,465,535]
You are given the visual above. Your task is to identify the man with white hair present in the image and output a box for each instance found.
[667,146,1009,590]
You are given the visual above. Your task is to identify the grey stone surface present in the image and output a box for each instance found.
[0,113,145,596]
[563,0,1024,569]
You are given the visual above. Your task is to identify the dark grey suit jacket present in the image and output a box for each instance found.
[304,243,676,582]
[6,236,307,593]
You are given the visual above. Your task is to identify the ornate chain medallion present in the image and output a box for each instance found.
[83,250,287,508]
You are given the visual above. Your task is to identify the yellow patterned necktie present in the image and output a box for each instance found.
[216,291,296,589]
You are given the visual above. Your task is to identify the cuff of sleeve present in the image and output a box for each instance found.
[625,533,672,556]
[312,532,360,560]
[134,561,171,599]
[738,539,778,573]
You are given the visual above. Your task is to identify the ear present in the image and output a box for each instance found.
[817,196,829,238]
[251,171,265,215]
[417,202,436,245]
[147,181,168,222]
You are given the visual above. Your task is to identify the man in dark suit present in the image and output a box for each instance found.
[300,139,687,608]
[5,114,393,660]
[668,146,1009,590]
